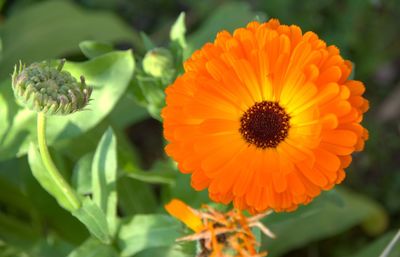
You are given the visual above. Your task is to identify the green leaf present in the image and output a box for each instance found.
[0,244,25,257]
[79,41,114,59]
[123,160,177,185]
[67,237,118,257]
[133,245,192,257]
[0,0,5,11]
[28,144,76,211]
[252,227,262,253]
[0,50,134,161]
[133,75,165,120]
[21,157,89,245]
[0,174,33,213]
[262,187,387,257]
[169,13,187,75]
[117,214,182,257]
[0,0,141,79]
[30,236,74,257]
[170,12,187,49]
[118,178,158,215]
[186,2,266,55]
[27,144,93,244]
[323,188,346,208]
[0,82,8,138]
[0,211,38,251]
[348,230,400,257]
[0,80,27,160]
[0,199,74,255]
[72,153,94,196]
[140,32,156,51]
[125,170,175,185]
[164,173,210,208]
[107,94,148,129]
[92,127,117,235]
[72,198,110,244]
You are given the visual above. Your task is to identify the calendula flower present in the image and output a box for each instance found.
[162,19,369,213]
[165,199,274,257]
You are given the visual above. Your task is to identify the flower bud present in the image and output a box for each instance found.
[142,47,174,79]
[11,60,92,115]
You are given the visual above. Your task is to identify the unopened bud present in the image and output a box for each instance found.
[143,47,174,79]
[11,59,92,115]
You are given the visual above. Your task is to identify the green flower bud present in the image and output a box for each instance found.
[142,47,174,79]
[11,59,92,115]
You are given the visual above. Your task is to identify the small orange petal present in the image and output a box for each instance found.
[165,199,204,232]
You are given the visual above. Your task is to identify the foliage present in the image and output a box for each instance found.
[0,0,399,257]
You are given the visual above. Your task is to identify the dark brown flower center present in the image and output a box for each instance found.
[239,101,290,149]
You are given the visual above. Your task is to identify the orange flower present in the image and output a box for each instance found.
[162,19,369,213]
[164,199,274,257]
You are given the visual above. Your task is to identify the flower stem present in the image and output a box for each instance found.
[37,112,81,210]
[379,228,400,257]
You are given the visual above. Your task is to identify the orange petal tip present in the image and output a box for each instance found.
[165,199,204,232]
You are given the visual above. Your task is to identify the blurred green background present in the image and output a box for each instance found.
[1,0,400,256]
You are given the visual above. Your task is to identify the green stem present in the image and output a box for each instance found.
[37,112,81,210]
[379,229,400,257]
